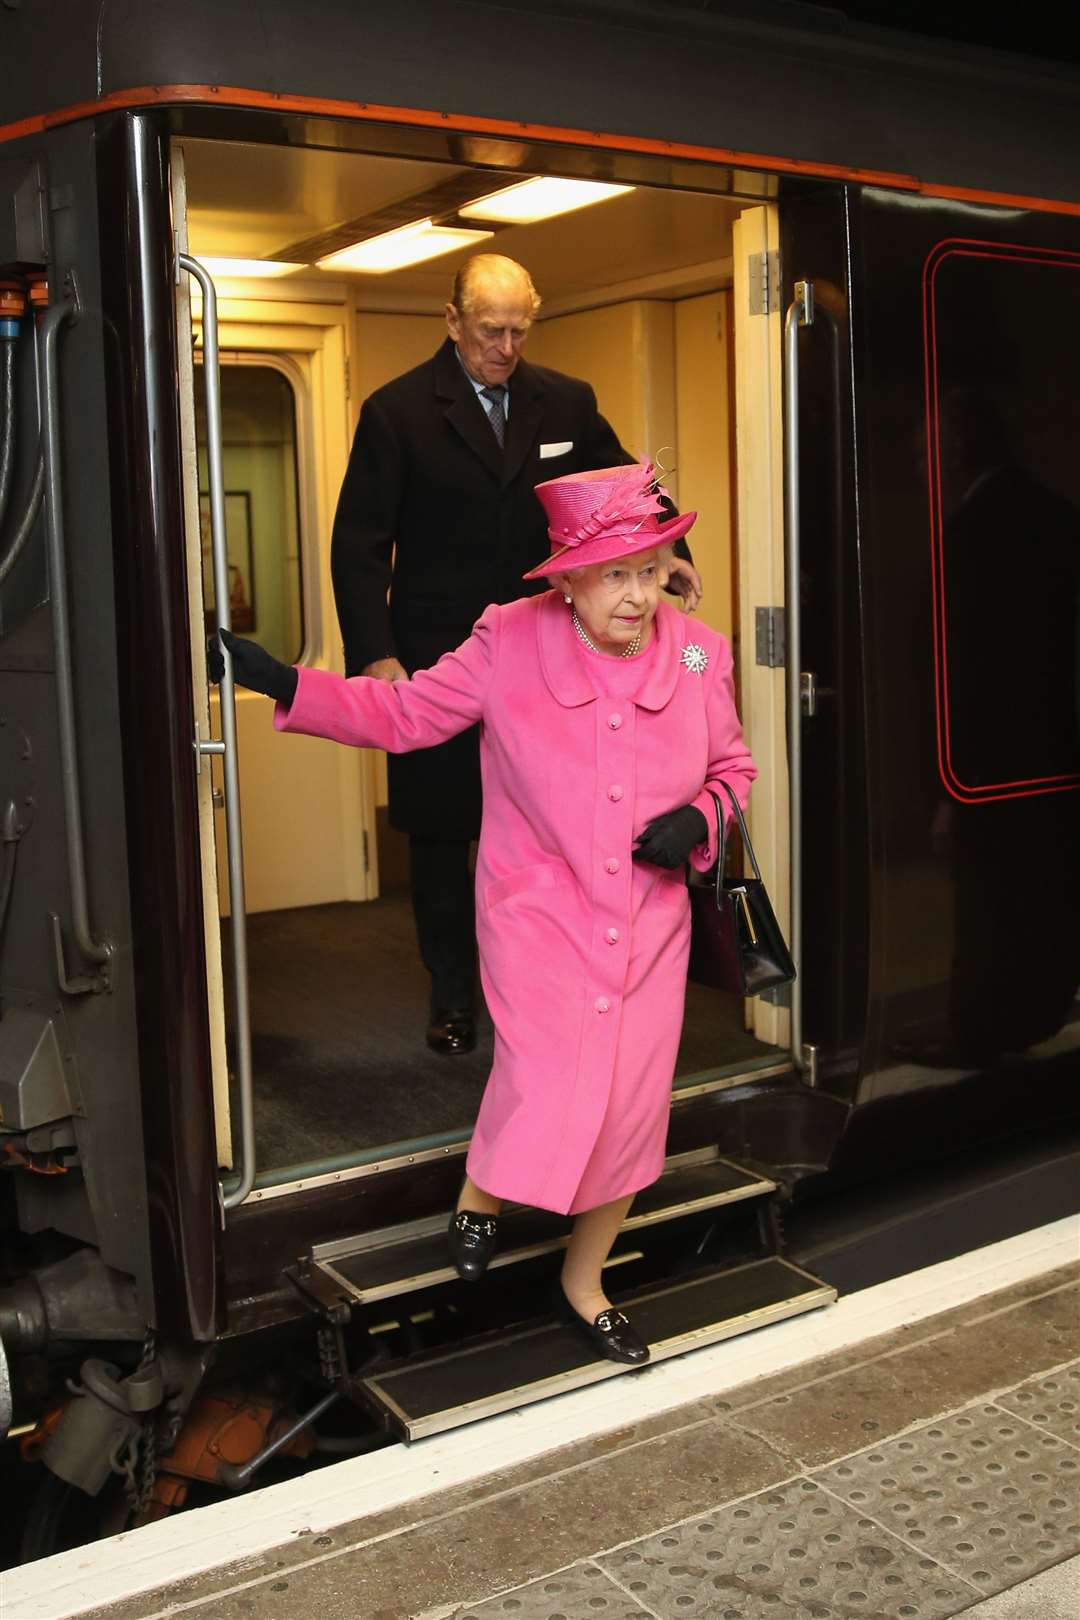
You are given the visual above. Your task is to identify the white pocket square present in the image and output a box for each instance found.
[539,441,573,459]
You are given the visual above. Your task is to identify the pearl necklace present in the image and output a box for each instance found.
[571,608,642,659]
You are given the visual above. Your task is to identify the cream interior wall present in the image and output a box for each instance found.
[527,302,677,481]
[353,311,445,406]
[534,295,734,637]
[673,291,735,639]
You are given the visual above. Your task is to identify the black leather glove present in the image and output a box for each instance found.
[208,629,298,707]
[632,803,709,869]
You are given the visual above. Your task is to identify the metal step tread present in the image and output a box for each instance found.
[311,1155,777,1305]
[361,1256,835,1440]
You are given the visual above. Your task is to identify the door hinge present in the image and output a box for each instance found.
[344,356,351,401]
[748,250,779,316]
[755,606,785,668]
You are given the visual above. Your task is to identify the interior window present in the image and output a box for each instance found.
[194,362,304,665]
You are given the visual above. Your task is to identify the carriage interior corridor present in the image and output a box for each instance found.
[178,134,789,1179]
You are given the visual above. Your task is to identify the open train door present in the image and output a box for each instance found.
[170,141,374,1210]
[172,146,235,1183]
[730,204,792,1057]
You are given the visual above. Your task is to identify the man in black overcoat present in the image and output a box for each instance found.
[331,255,701,1053]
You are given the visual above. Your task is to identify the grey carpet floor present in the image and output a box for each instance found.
[223,896,775,1171]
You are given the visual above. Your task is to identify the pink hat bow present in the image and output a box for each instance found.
[522,456,696,580]
[572,459,668,544]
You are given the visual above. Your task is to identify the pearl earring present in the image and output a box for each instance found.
[563,593,572,605]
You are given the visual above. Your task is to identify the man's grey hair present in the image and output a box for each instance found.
[450,254,542,320]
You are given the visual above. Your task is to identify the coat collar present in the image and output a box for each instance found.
[434,337,500,480]
[536,593,685,711]
[502,358,545,490]
[433,338,545,488]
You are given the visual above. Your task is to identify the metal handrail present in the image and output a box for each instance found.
[177,253,255,1211]
[38,287,113,994]
[783,279,814,1076]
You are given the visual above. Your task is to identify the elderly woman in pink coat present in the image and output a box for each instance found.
[216,459,756,1366]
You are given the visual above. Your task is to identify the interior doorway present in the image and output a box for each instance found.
[173,134,791,1189]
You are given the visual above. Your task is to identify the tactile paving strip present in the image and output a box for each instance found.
[996,1363,1080,1451]
[597,1479,970,1618]
[816,1403,1080,1597]
[455,1561,658,1620]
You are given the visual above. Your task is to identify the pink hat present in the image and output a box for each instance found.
[522,458,696,580]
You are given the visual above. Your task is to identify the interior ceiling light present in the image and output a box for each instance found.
[198,257,305,278]
[458,177,634,224]
[316,219,493,274]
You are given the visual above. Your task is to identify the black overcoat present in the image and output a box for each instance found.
[330,337,638,838]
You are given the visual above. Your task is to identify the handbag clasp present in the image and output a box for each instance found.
[731,885,758,946]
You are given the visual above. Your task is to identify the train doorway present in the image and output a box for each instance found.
[171,136,793,1198]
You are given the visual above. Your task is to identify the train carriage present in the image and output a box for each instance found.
[0,0,1078,1560]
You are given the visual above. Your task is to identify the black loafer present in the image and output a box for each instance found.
[426,1008,477,1056]
[448,1209,499,1281]
[553,1282,650,1365]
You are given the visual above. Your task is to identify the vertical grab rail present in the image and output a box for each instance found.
[177,253,255,1211]
[39,284,113,994]
[783,279,814,1078]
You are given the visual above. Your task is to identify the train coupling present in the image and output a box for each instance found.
[40,1357,163,1498]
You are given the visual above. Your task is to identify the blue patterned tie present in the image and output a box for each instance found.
[480,385,507,449]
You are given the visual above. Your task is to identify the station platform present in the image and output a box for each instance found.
[4,1218,1077,1620]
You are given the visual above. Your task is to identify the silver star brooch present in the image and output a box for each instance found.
[680,642,709,675]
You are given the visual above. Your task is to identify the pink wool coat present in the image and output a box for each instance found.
[276,593,756,1215]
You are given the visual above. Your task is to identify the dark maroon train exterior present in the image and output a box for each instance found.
[0,0,1078,1404]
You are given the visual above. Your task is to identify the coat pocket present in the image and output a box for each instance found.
[484,861,572,911]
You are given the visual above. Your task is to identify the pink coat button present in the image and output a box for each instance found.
[607,713,623,730]
[604,857,620,875]
[594,997,611,1014]
[608,785,624,802]
[606,927,620,945]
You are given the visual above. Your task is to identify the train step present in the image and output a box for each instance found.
[360,1256,836,1440]
[303,1150,777,1308]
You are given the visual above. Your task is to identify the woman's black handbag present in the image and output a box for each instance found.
[688,784,796,997]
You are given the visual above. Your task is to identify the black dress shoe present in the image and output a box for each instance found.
[553,1282,650,1365]
[426,1008,477,1056]
[448,1209,499,1281]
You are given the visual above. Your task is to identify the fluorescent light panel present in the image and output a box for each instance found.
[458,177,633,224]
[317,219,492,273]
[199,257,305,278]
